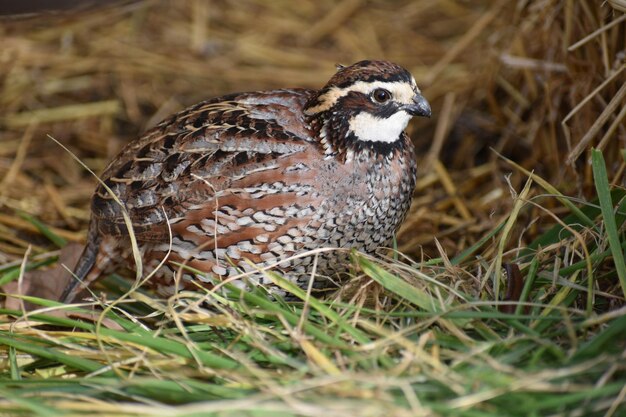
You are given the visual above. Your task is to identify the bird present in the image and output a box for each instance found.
[61,60,431,303]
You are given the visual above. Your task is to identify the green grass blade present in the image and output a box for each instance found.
[0,258,58,286]
[9,345,20,380]
[501,153,596,229]
[263,270,372,345]
[515,257,539,317]
[521,188,626,260]
[0,388,62,417]
[572,313,626,361]
[17,212,67,248]
[358,256,438,312]
[451,220,505,265]
[591,149,626,298]
[2,309,240,370]
[225,283,348,348]
[494,176,533,300]
[0,333,112,375]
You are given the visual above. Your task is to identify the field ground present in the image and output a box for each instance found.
[0,1,625,416]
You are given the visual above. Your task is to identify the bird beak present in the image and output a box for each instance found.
[404,94,431,118]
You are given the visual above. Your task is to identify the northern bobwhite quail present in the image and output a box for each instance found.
[61,60,431,302]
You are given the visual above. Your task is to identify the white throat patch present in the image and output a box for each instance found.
[348,111,411,143]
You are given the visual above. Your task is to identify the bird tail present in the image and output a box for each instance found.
[61,223,100,303]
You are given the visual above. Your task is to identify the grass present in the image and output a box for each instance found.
[1,150,625,416]
[1,1,625,416]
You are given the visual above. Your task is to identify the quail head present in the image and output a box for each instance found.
[62,60,431,302]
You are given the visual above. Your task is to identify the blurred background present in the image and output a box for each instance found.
[0,0,624,265]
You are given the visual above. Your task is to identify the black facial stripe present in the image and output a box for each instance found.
[343,131,403,155]
[337,91,403,119]
[371,102,402,118]
[338,91,376,112]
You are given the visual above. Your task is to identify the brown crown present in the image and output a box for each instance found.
[324,60,413,89]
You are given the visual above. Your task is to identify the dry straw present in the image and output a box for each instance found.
[0,0,623,261]
[0,2,625,416]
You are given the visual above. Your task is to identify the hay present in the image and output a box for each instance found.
[1,3,625,415]
[0,0,623,270]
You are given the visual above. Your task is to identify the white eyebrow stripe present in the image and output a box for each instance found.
[305,80,417,114]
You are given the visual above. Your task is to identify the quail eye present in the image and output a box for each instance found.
[372,88,392,103]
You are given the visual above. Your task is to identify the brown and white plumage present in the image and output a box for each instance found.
[62,60,431,302]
